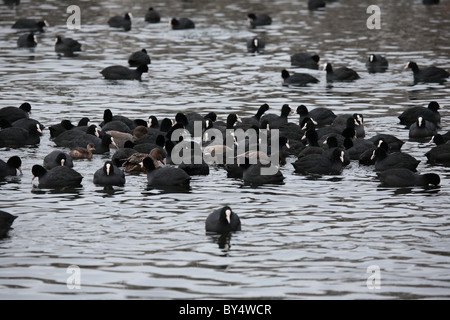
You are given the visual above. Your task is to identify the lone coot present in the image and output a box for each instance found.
[100,64,149,81]
[55,36,82,56]
[170,18,195,30]
[281,69,319,87]
[142,157,191,188]
[290,53,320,69]
[12,19,48,32]
[0,102,31,126]
[405,61,449,83]
[128,49,151,67]
[43,151,74,170]
[308,0,326,10]
[398,101,441,128]
[32,165,83,189]
[366,54,388,73]
[0,156,22,178]
[205,206,241,233]
[324,63,360,82]
[108,13,132,31]
[247,37,265,54]
[409,117,438,140]
[293,148,345,175]
[371,147,420,172]
[17,33,37,48]
[377,168,440,188]
[93,161,125,186]
[247,13,272,28]
[145,7,161,23]
[0,210,17,238]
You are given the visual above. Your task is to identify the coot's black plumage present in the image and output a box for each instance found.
[142,157,191,188]
[0,124,41,147]
[293,148,345,175]
[308,0,326,10]
[260,104,293,129]
[128,49,151,67]
[425,134,450,165]
[368,134,404,152]
[17,33,37,48]
[32,165,83,189]
[205,206,241,233]
[398,101,441,128]
[366,54,388,73]
[296,104,336,127]
[108,13,132,31]
[93,161,125,186]
[0,210,17,238]
[290,53,320,69]
[145,7,161,23]
[100,64,148,81]
[0,156,22,178]
[324,63,360,82]
[238,103,271,129]
[0,102,31,126]
[242,162,285,186]
[247,13,272,28]
[247,37,265,53]
[12,19,48,32]
[409,117,437,140]
[371,147,420,172]
[55,36,81,56]
[170,18,195,30]
[43,151,74,170]
[405,61,449,83]
[377,169,440,188]
[281,69,319,87]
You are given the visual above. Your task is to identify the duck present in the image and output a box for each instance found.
[0,156,22,178]
[69,143,96,160]
[290,53,320,69]
[141,157,191,188]
[145,7,161,23]
[17,33,37,48]
[170,18,195,30]
[93,161,125,186]
[404,61,449,83]
[281,69,319,87]
[124,148,165,174]
[323,63,360,82]
[32,165,83,189]
[205,206,241,233]
[0,210,17,238]
[247,13,272,28]
[128,49,151,67]
[43,151,74,170]
[377,168,440,188]
[366,54,388,73]
[100,64,149,81]
[108,13,132,31]
[398,101,441,128]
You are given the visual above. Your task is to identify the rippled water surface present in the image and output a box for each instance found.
[1,0,450,299]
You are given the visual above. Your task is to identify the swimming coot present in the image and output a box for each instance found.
[324,63,360,82]
[43,151,74,170]
[247,13,272,28]
[290,53,320,69]
[398,101,441,128]
[260,104,294,129]
[238,104,271,129]
[366,54,388,73]
[281,69,319,87]
[128,49,151,67]
[425,134,450,166]
[145,7,161,23]
[108,13,132,31]
[405,61,449,83]
[170,18,195,30]
[0,123,41,147]
[17,33,37,48]
[142,157,191,188]
[93,161,125,186]
[371,147,420,172]
[32,165,83,189]
[0,102,31,126]
[100,64,149,81]
[12,19,48,32]
[408,117,438,140]
[0,156,22,178]
[247,37,265,54]
[293,148,345,175]
[296,104,336,127]
[308,0,326,10]
[377,168,440,188]
[0,210,17,238]
[205,206,241,233]
[55,36,81,56]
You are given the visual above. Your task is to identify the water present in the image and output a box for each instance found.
[0,0,449,299]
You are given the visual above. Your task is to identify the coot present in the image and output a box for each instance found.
[43,151,74,170]
[260,104,293,129]
[108,13,132,31]
[0,123,41,147]
[425,135,450,165]
[281,69,319,87]
[247,13,272,28]
[409,117,437,140]
[398,101,441,128]
[142,157,191,188]
[145,7,161,23]
[12,19,48,32]
[205,206,241,233]
[371,147,420,172]
[377,168,440,188]
[17,33,37,48]
[128,49,151,67]
[323,63,360,82]
[366,54,388,73]
[405,61,449,83]
[32,165,83,188]
[0,156,22,178]
[93,161,125,186]
[308,0,326,10]
[296,104,336,127]
[247,37,265,54]
[293,148,345,175]
[0,102,31,125]
[55,36,82,56]
[100,64,149,81]
[0,210,17,238]
[170,18,195,30]
[290,53,320,69]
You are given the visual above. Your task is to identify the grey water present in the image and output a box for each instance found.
[0,0,449,299]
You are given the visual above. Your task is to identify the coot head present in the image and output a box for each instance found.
[142,157,157,171]
[7,156,23,175]
[31,164,47,180]
[296,105,309,117]
[20,102,32,114]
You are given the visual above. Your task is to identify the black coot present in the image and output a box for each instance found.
[205,206,241,233]
[324,63,360,82]
[296,104,336,127]
[242,162,285,186]
[0,102,31,126]
[55,36,81,56]
[308,0,326,10]
[145,7,161,23]
[366,54,388,73]
[128,49,151,67]
[17,33,37,48]
[43,151,74,170]
[0,210,17,238]
[32,165,83,188]
[12,19,48,32]
[260,104,293,129]
[405,61,449,83]
[142,157,191,188]
[108,13,132,31]
[0,156,22,178]
[247,13,272,28]
[281,69,319,87]
[371,147,420,172]
[425,134,450,165]
[293,148,345,175]
[0,123,41,147]
[409,117,438,140]
[377,168,440,188]
[238,103,271,129]
[93,161,125,186]
[398,101,441,128]
[247,37,265,53]
[101,64,148,81]
[290,53,320,69]
[368,134,404,152]
[170,18,195,30]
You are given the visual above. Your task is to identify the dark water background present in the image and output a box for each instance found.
[0,0,449,299]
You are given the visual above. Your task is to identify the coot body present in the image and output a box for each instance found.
[205,206,241,233]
